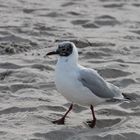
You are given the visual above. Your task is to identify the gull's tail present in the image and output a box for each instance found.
[106,93,134,103]
[122,93,136,101]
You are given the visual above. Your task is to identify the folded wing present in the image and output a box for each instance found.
[78,68,123,99]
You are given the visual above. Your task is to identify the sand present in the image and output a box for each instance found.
[0,0,140,139]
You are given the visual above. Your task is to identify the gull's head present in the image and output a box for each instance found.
[46,42,78,63]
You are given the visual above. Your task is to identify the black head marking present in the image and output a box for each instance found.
[57,42,73,57]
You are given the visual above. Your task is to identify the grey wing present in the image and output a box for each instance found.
[78,68,122,99]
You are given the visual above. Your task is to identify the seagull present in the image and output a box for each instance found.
[46,41,127,128]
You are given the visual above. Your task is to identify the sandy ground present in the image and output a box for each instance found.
[0,0,140,139]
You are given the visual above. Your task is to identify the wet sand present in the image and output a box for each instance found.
[0,0,140,139]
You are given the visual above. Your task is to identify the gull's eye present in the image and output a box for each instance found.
[59,47,66,52]
[62,48,66,51]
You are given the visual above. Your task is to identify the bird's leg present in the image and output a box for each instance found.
[52,104,73,125]
[87,105,96,128]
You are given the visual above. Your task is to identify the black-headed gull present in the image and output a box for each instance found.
[46,41,126,128]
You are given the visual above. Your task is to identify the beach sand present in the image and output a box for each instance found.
[0,0,140,139]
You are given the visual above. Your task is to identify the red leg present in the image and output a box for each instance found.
[52,104,73,125]
[87,105,96,128]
